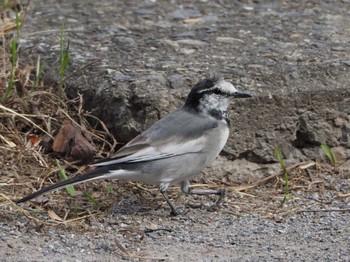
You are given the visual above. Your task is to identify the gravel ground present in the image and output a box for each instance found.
[1,0,350,261]
[2,206,350,261]
[2,158,350,261]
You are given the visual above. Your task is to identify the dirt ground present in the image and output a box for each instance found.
[2,157,350,261]
[1,0,350,261]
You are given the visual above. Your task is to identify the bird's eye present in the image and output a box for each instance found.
[213,88,222,95]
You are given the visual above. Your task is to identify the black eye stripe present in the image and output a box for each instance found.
[212,88,222,94]
[198,87,223,96]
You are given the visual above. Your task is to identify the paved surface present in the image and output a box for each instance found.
[19,0,350,162]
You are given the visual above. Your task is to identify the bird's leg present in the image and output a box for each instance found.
[160,191,179,216]
[180,180,226,207]
[159,183,179,216]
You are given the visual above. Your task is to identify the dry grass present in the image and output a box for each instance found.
[0,2,119,227]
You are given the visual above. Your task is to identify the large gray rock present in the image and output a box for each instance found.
[19,0,350,163]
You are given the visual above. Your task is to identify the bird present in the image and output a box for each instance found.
[16,77,252,215]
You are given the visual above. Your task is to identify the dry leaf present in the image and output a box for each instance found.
[48,210,64,222]
[27,134,40,145]
[40,134,53,152]
[52,120,76,153]
[52,120,95,162]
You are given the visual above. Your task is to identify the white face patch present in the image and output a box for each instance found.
[214,79,239,95]
[198,93,230,115]
[198,79,239,95]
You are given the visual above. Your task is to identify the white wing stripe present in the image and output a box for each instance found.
[93,137,205,167]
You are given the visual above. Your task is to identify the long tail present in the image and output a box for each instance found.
[16,167,109,204]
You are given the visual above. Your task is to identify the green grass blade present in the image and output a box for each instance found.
[59,26,70,75]
[15,6,20,39]
[0,1,10,11]
[274,146,284,168]
[83,192,98,205]
[58,25,70,94]
[2,39,17,103]
[56,160,76,197]
[274,146,292,207]
[321,144,336,166]
[31,59,46,92]
[107,182,114,194]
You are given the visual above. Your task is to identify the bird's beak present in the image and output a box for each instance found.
[232,90,252,98]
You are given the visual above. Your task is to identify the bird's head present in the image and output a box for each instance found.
[184,77,251,119]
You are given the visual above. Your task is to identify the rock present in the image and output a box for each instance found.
[222,67,246,77]
[216,37,245,44]
[176,39,207,46]
[160,39,180,50]
[168,74,185,89]
[334,117,344,127]
[179,48,196,55]
[133,9,155,15]
[106,69,131,82]
[18,0,350,164]
[331,146,347,165]
[292,118,320,148]
[169,8,202,20]
[172,31,196,39]
[113,36,136,48]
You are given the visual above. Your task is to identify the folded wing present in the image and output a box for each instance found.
[93,108,218,167]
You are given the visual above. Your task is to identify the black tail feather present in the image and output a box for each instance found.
[16,168,107,204]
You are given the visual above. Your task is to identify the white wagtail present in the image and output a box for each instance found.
[16,77,251,215]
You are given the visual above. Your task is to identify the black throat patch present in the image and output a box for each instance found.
[208,109,230,126]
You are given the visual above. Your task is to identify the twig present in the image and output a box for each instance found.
[251,161,315,188]
[64,59,101,82]
[338,192,350,198]
[0,104,53,138]
[0,193,56,225]
[297,208,350,213]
